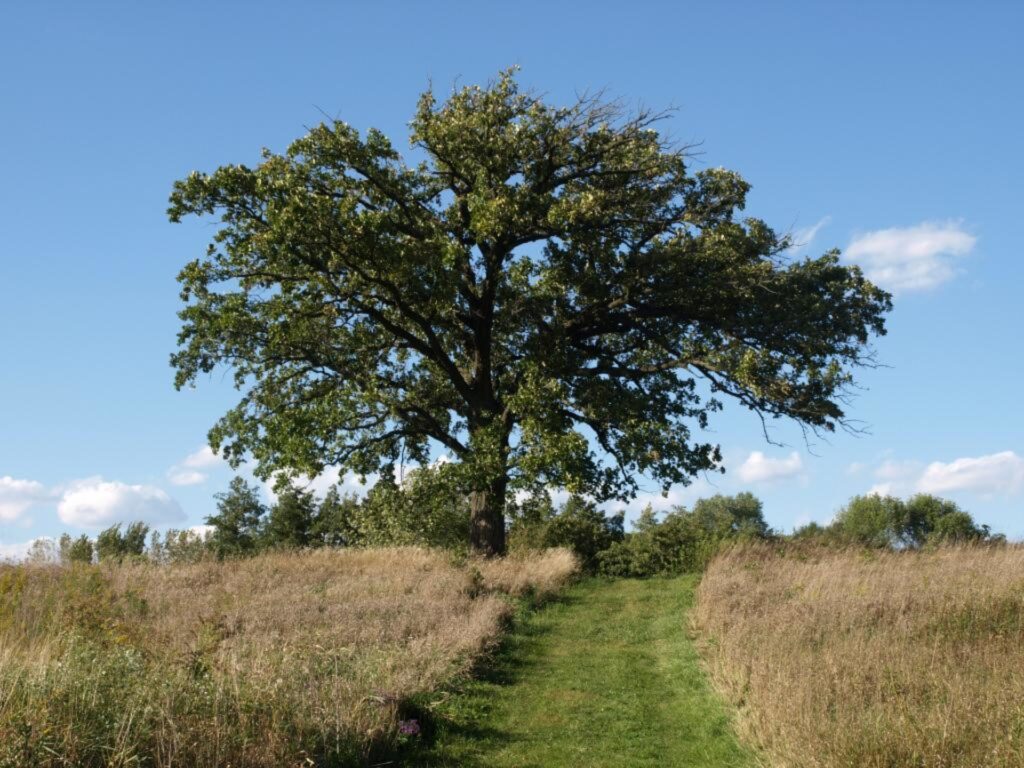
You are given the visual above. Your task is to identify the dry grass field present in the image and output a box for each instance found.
[0,546,577,767]
[695,543,1024,768]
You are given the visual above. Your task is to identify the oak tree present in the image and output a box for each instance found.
[168,70,890,556]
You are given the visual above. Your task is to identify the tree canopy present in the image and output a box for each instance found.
[827,493,1001,548]
[168,69,891,555]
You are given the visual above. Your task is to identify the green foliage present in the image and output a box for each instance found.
[791,521,837,542]
[206,477,266,558]
[507,491,769,576]
[148,528,211,564]
[95,522,150,563]
[506,490,558,552]
[546,497,625,571]
[261,484,317,549]
[345,464,471,550]
[905,494,999,545]
[691,493,772,539]
[929,509,993,543]
[828,493,999,549]
[198,465,471,555]
[167,68,891,554]
[59,534,94,565]
[508,493,624,572]
[832,494,906,548]
[598,493,773,577]
[310,486,362,547]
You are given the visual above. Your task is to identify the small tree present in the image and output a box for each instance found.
[928,509,988,543]
[355,464,471,549]
[122,522,150,557]
[691,493,771,539]
[904,494,990,545]
[207,477,266,558]
[262,484,317,549]
[150,528,212,564]
[507,490,559,551]
[831,493,997,548]
[632,506,661,534]
[599,493,772,577]
[832,494,907,548]
[169,69,891,555]
[543,495,625,572]
[311,486,362,547]
[95,522,150,563]
[508,492,624,571]
[791,521,834,542]
[60,533,94,564]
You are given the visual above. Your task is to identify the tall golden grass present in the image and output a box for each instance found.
[695,543,1024,768]
[0,546,577,767]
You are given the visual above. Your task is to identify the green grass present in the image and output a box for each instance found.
[408,576,757,767]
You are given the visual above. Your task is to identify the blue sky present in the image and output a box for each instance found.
[2,1,1023,555]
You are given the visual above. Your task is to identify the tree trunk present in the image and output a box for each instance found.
[469,474,507,557]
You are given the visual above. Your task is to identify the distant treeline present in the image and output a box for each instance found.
[42,464,1004,575]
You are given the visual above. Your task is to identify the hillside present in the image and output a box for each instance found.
[0,547,576,767]
[696,544,1024,767]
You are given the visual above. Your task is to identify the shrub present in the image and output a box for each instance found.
[58,534,94,565]
[148,529,212,564]
[905,493,999,545]
[543,496,625,572]
[598,493,773,577]
[342,464,472,550]
[95,522,150,563]
[507,493,624,572]
[831,494,906,548]
[829,493,1000,549]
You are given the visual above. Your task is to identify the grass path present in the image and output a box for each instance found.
[409,576,756,767]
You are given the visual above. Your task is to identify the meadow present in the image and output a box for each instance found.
[0,547,577,767]
[5,519,1022,768]
[695,544,1024,768]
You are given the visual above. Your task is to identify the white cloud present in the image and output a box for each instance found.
[304,465,348,497]
[168,469,207,486]
[182,446,222,469]
[917,451,1024,496]
[857,452,1024,498]
[548,487,573,509]
[0,476,49,521]
[0,537,57,562]
[58,477,185,528]
[845,220,976,294]
[787,216,831,255]
[512,485,574,511]
[862,460,919,497]
[737,451,803,483]
[167,446,225,486]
